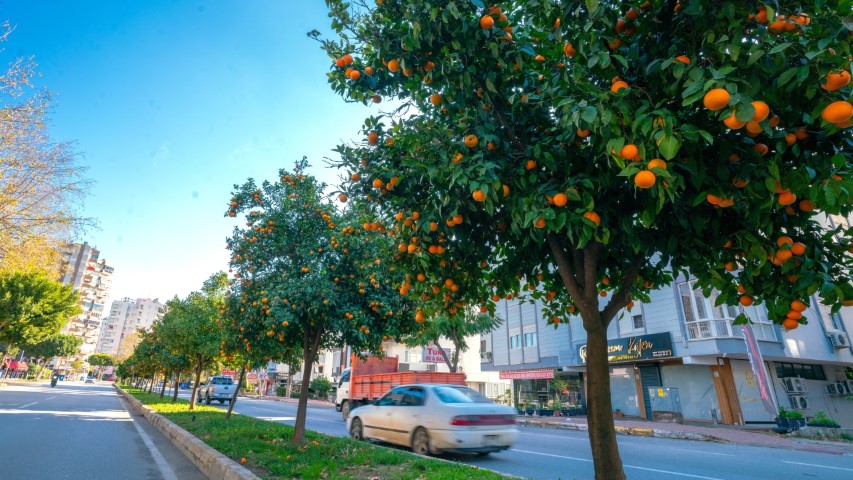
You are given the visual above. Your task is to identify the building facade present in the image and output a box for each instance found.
[481,276,853,427]
[58,243,114,358]
[96,298,165,355]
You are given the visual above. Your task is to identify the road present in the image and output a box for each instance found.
[0,381,206,480]
[185,392,853,480]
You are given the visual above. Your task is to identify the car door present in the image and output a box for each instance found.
[364,387,405,445]
[393,386,427,447]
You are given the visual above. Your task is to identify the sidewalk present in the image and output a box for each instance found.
[516,414,853,455]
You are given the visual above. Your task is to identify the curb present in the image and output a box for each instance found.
[116,385,259,480]
[516,418,727,443]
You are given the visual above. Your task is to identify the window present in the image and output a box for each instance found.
[401,387,426,406]
[378,386,406,406]
[510,334,521,349]
[433,386,491,403]
[774,362,826,380]
[679,279,775,341]
[632,314,645,330]
[523,332,538,347]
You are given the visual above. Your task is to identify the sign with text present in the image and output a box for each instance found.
[422,346,450,363]
[577,332,674,364]
[499,369,555,380]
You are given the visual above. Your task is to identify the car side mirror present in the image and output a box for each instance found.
[371,399,379,406]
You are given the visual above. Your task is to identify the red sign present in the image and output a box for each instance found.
[499,369,554,380]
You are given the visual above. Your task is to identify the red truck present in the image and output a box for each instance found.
[335,355,466,419]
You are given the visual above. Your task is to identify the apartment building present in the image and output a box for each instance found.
[97,298,165,355]
[480,276,853,427]
[58,242,114,357]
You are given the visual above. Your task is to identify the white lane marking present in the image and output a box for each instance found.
[519,432,588,441]
[19,402,38,408]
[512,449,724,480]
[782,461,853,472]
[671,448,732,456]
[128,415,179,480]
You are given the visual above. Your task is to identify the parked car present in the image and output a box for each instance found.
[346,384,518,455]
[85,378,95,384]
[199,375,235,405]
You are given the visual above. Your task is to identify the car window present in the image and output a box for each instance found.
[401,387,425,406]
[339,370,350,385]
[433,386,492,404]
[211,377,233,385]
[378,386,406,407]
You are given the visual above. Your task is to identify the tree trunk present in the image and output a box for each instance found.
[225,366,246,419]
[585,319,626,480]
[172,377,180,402]
[159,371,168,398]
[292,327,323,446]
[190,355,204,411]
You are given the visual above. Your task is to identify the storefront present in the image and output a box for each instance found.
[499,368,585,411]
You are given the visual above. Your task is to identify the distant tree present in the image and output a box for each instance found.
[0,270,80,348]
[115,330,142,362]
[309,375,334,399]
[87,353,116,380]
[223,158,418,444]
[25,334,82,361]
[402,308,501,373]
[0,23,94,275]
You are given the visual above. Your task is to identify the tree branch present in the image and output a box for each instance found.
[547,233,585,304]
[601,255,644,325]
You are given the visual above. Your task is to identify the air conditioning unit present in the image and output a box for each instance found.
[783,377,807,393]
[836,382,850,395]
[827,330,850,349]
[825,383,839,395]
[788,395,809,410]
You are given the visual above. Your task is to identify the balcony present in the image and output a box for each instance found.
[686,318,777,342]
[480,351,493,362]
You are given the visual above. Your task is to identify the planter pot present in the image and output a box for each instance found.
[776,416,806,431]
[560,409,570,416]
[538,409,554,417]
[517,409,525,415]
[525,408,535,416]
[808,423,840,429]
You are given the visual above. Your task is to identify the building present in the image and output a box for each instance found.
[480,276,853,427]
[58,242,114,358]
[96,298,165,355]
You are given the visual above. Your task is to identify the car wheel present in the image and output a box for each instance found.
[205,395,212,405]
[350,417,364,441]
[411,427,431,455]
[218,399,225,405]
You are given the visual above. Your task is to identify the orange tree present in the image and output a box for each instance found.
[223,157,418,445]
[319,1,853,478]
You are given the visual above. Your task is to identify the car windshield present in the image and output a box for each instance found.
[211,377,233,385]
[432,386,492,404]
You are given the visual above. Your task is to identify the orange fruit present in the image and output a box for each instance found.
[576,127,590,137]
[732,177,749,188]
[480,15,495,29]
[798,199,815,212]
[525,159,537,170]
[750,101,770,122]
[387,59,400,72]
[753,143,769,156]
[782,318,800,330]
[776,236,793,248]
[563,43,576,57]
[464,134,479,148]
[739,295,754,307]
[703,88,730,111]
[821,101,853,124]
[429,93,441,106]
[723,111,746,129]
[675,55,691,64]
[620,144,640,160]
[553,192,568,207]
[791,299,807,312]
[821,70,851,91]
[737,284,746,294]
[706,193,722,205]
[240,458,247,464]
[648,158,667,170]
[349,70,361,81]
[472,189,486,202]
[534,217,546,228]
[372,178,383,189]
[791,242,806,256]
[367,131,379,145]
[718,197,735,208]
[502,184,510,196]
[745,121,763,135]
[625,7,640,21]
[784,133,797,146]
[778,191,797,205]
[534,54,545,62]
[634,170,656,189]
[786,310,803,320]
[338,193,348,203]
[583,211,601,226]
[364,66,374,76]
[453,214,463,224]
[611,80,629,93]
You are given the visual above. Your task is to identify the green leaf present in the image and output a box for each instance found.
[832,153,846,169]
[581,106,598,124]
[768,43,791,55]
[657,135,681,160]
[585,0,600,14]
[776,67,800,87]
[747,49,765,67]
[485,78,498,94]
[470,0,485,8]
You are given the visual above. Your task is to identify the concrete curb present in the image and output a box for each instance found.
[116,385,259,480]
[516,418,728,443]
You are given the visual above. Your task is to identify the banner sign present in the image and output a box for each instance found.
[499,369,555,380]
[742,324,778,417]
[578,332,674,364]
[422,346,450,363]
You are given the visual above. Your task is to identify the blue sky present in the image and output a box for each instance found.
[1,2,374,304]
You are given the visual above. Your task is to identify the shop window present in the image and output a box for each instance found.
[774,362,826,380]
[523,332,538,347]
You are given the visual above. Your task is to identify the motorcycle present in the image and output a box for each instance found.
[50,376,58,387]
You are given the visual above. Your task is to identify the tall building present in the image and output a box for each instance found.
[58,242,114,357]
[97,297,165,355]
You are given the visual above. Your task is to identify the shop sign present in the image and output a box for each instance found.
[578,332,674,364]
[499,369,555,380]
[422,346,450,363]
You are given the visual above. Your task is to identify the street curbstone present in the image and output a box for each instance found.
[116,384,259,480]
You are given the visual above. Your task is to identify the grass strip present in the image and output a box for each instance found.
[124,387,514,480]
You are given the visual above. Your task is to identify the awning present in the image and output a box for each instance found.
[499,368,555,380]
[8,361,28,371]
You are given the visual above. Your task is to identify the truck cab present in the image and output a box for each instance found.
[201,375,235,405]
[334,368,351,413]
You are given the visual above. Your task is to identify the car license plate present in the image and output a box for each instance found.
[484,435,500,446]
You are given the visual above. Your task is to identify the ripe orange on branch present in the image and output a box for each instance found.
[634,170,656,189]
[821,101,853,124]
[703,88,730,111]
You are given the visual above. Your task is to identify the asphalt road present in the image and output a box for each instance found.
[185,392,853,480]
[0,381,206,480]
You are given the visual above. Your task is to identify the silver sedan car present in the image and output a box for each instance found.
[346,384,518,455]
